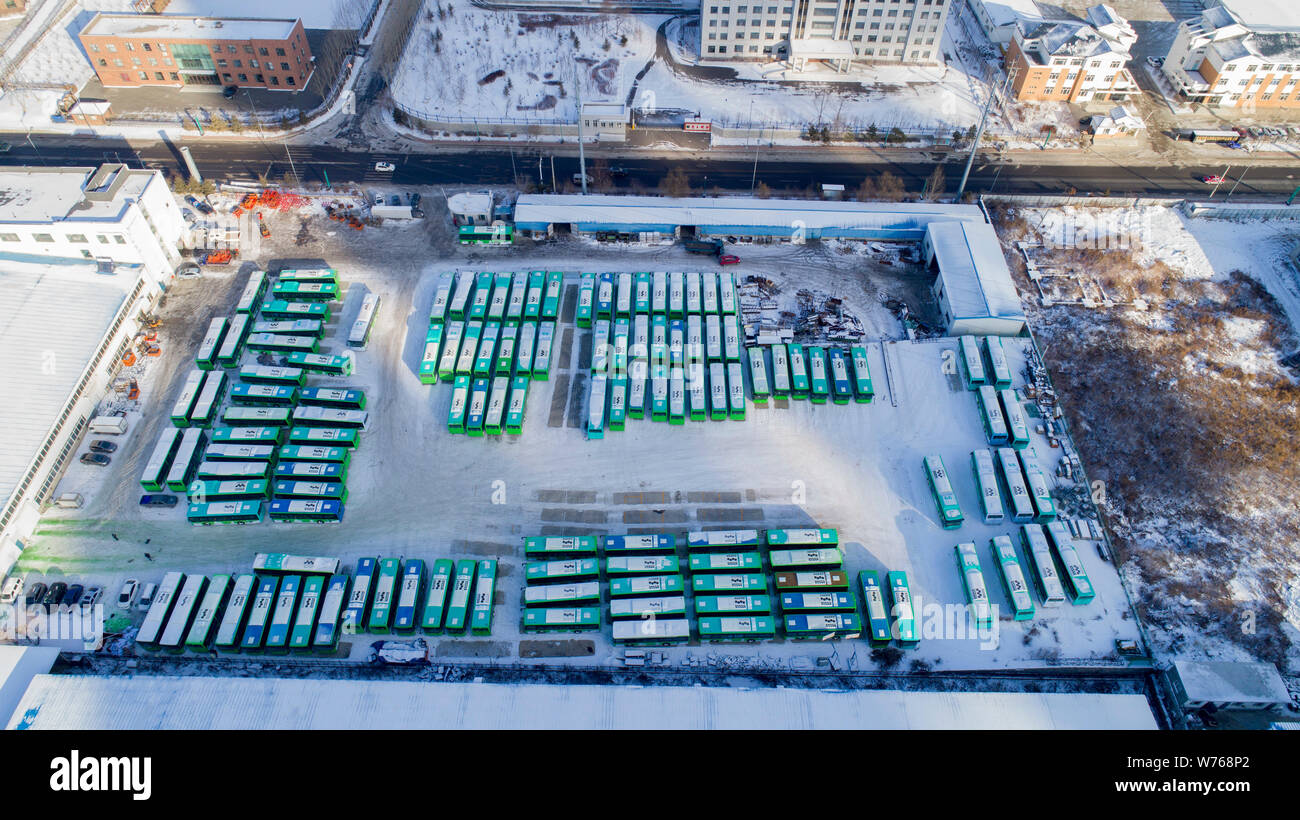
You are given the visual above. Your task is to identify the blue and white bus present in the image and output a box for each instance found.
[970,448,1005,525]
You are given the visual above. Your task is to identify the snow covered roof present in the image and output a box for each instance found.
[5,674,1159,729]
[0,165,154,225]
[1214,0,1300,33]
[0,646,59,729]
[789,37,857,59]
[160,0,367,30]
[926,221,1025,323]
[978,0,1047,29]
[447,192,493,216]
[0,260,136,511]
[1170,659,1292,707]
[80,13,301,42]
[514,194,985,234]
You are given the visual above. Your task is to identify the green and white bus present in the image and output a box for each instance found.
[473,273,496,321]
[701,272,719,314]
[612,618,690,645]
[246,333,318,355]
[203,443,275,462]
[183,574,230,652]
[787,343,809,398]
[170,368,206,426]
[769,548,843,569]
[473,321,499,378]
[984,335,1013,389]
[229,383,298,406]
[272,279,339,302]
[278,268,338,285]
[886,570,919,648]
[458,224,513,245]
[587,373,607,439]
[267,498,344,523]
[687,362,707,421]
[420,558,454,633]
[1018,451,1057,523]
[239,365,306,387]
[850,345,874,403]
[956,542,993,630]
[505,376,528,434]
[214,573,256,653]
[829,348,853,404]
[609,575,684,597]
[773,570,849,590]
[668,365,686,425]
[857,570,893,647]
[692,573,766,593]
[189,369,227,428]
[700,616,775,642]
[708,362,728,420]
[211,426,284,445]
[222,406,292,427]
[164,428,206,492]
[668,271,685,317]
[705,314,722,362]
[767,528,837,546]
[687,529,760,550]
[292,405,368,430]
[996,446,1035,523]
[455,321,481,376]
[722,314,741,362]
[976,385,1009,447]
[924,453,964,530]
[807,346,829,404]
[542,271,563,319]
[628,357,647,418]
[484,375,509,434]
[770,344,790,398]
[532,321,555,380]
[215,313,251,369]
[471,559,497,634]
[609,595,687,620]
[273,480,347,501]
[685,314,703,363]
[523,607,601,632]
[526,558,600,583]
[286,427,359,448]
[136,571,184,649]
[515,322,536,376]
[343,557,377,634]
[726,361,745,420]
[633,271,651,314]
[448,374,470,433]
[311,573,349,653]
[506,271,529,323]
[595,272,614,320]
[466,376,489,436]
[524,271,545,320]
[607,377,627,431]
[239,576,279,651]
[576,273,595,327]
[393,559,425,633]
[300,387,366,410]
[783,613,861,640]
[251,319,323,337]
[189,479,270,502]
[614,272,633,317]
[444,560,478,632]
[971,448,1005,525]
[140,427,182,492]
[1044,521,1095,605]
[718,272,737,315]
[990,535,1034,621]
[368,557,401,633]
[263,574,301,653]
[195,317,229,370]
[689,552,762,573]
[601,533,676,553]
[286,351,354,377]
[251,554,341,575]
[438,322,464,383]
[273,460,346,480]
[999,388,1031,449]
[260,300,331,322]
[524,536,599,557]
[235,270,268,313]
[604,555,679,576]
[448,272,475,322]
[495,324,516,376]
[651,270,668,315]
[747,347,770,403]
[779,591,856,612]
[196,460,270,481]
[695,594,771,615]
[347,292,380,350]
[429,271,456,325]
[159,574,208,653]
[684,271,702,315]
[959,335,988,389]
[289,574,324,650]
[1020,524,1066,607]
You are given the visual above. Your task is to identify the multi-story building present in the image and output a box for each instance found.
[0,165,186,578]
[1161,1,1300,110]
[699,0,950,67]
[1006,4,1139,103]
[969,0,1048,47]
[78,13,313,91]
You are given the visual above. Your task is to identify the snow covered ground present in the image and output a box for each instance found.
[999,203,1300,674]
[16,190,1140,673]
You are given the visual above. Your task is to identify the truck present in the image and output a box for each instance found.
[372,204,424,220]
[683,238,723,256]
[367,638,429,665]
[89,415,127,435]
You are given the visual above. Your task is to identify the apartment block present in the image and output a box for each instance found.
[1161,1,1300,109]
[1006,4,1138,103]
[78,13,313,91]
[699,0,950,68]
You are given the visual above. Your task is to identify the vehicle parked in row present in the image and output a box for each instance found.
[88,440,117,454]
[0,577,22,605]
[80,452,110,466]
[118,580,138,608]
[374,161,395,173]
[719,254,741,266]
[139,494,179,508]
[185,195,214,215]
[25,583,46,606]
[64,584,84,605]
[81,586,103,608]
[43,582,67,606]
[137,583,156,610]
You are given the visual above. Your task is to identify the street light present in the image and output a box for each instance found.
[245,89,298,187]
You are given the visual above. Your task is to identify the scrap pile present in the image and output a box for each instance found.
[795,289,865,342]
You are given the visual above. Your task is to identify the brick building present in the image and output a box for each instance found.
[78,13,313,91]
[1005,4,1139,104]
[1161,1,1300,110]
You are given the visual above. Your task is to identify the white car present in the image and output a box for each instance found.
[374,161,396,173]
[0,577,21,606]
[118,579,138,608]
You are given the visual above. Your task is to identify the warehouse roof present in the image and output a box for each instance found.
[1171,659,1292,707]
[80,13,300,41]
[514,194,985,233]
[926,220,1025,323]
[0,165,154,224]
[0,260,136,512]
[6,674,1160,729]
[0,646,59,729]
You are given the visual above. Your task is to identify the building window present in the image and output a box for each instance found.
[276,48,286,56]
[66,234,87,243]
[98,59,107,67]
[280,62,289,70]
[234,60,242,67]
[155,71,164,80]
[238,73,248,82]
[138,71,148,80]
[97,234,110,244]
[256,74,264,83]
[217,59,228,68]
[0,233,19,242]
[250,59,259,68]
[271,76,280,85]
[90,44,99,53]
[34,233,54,243]
[259,47,269,56]
[113,58,123,67]
[107,44,116,52]
[142,43,152,52]
[125,43,134,51]
[222,73,233,82]
[244,45,254,54]
[114,235,126,245]
[170,72,179,81]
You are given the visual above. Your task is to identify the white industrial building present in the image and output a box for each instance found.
[924,220,1026,336]
[5,674,1159,729]
[0,164,185,579]
[1166,659,1293,713]
[969,0,1048,46]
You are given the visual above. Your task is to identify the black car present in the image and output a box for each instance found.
[25,582,46,606]
[89,440,117,454]
[223,85,239,99]
[139,494,179,508]
[64,584,84,605]
[610,166,629,178]
[43,582,67,606]
[80,452,110,466]
[408,192,421,208]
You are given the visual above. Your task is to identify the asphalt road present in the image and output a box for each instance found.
[4,132,1300,199]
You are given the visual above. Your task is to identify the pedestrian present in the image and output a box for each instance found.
[144,552,153,562]
[111,533,119,541]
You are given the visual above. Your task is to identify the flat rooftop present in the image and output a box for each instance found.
[0,165,153,224]
[0,260,135,511]
[7,675,1159,729]
[1216,0,1300,34]
[80,13,301,42]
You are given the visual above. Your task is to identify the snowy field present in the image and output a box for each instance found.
[16,190,1140,673]
[997,203,1300,674]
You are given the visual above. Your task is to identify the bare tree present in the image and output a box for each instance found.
[921,164,946,201]
[855,176,877,202]
[662,168,691,197]
[877,171,906,202]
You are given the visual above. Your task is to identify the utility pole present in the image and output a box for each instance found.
[1208,165,1230,198]
[25,129,47,166]
[551,156,556,193]
[750,126,761,196]
[1226,164,1252,200]
[956,67,1009,201]
[574,60,588,194]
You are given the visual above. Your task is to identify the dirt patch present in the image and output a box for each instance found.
[478,69,506,85]
[518,639,596,657]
